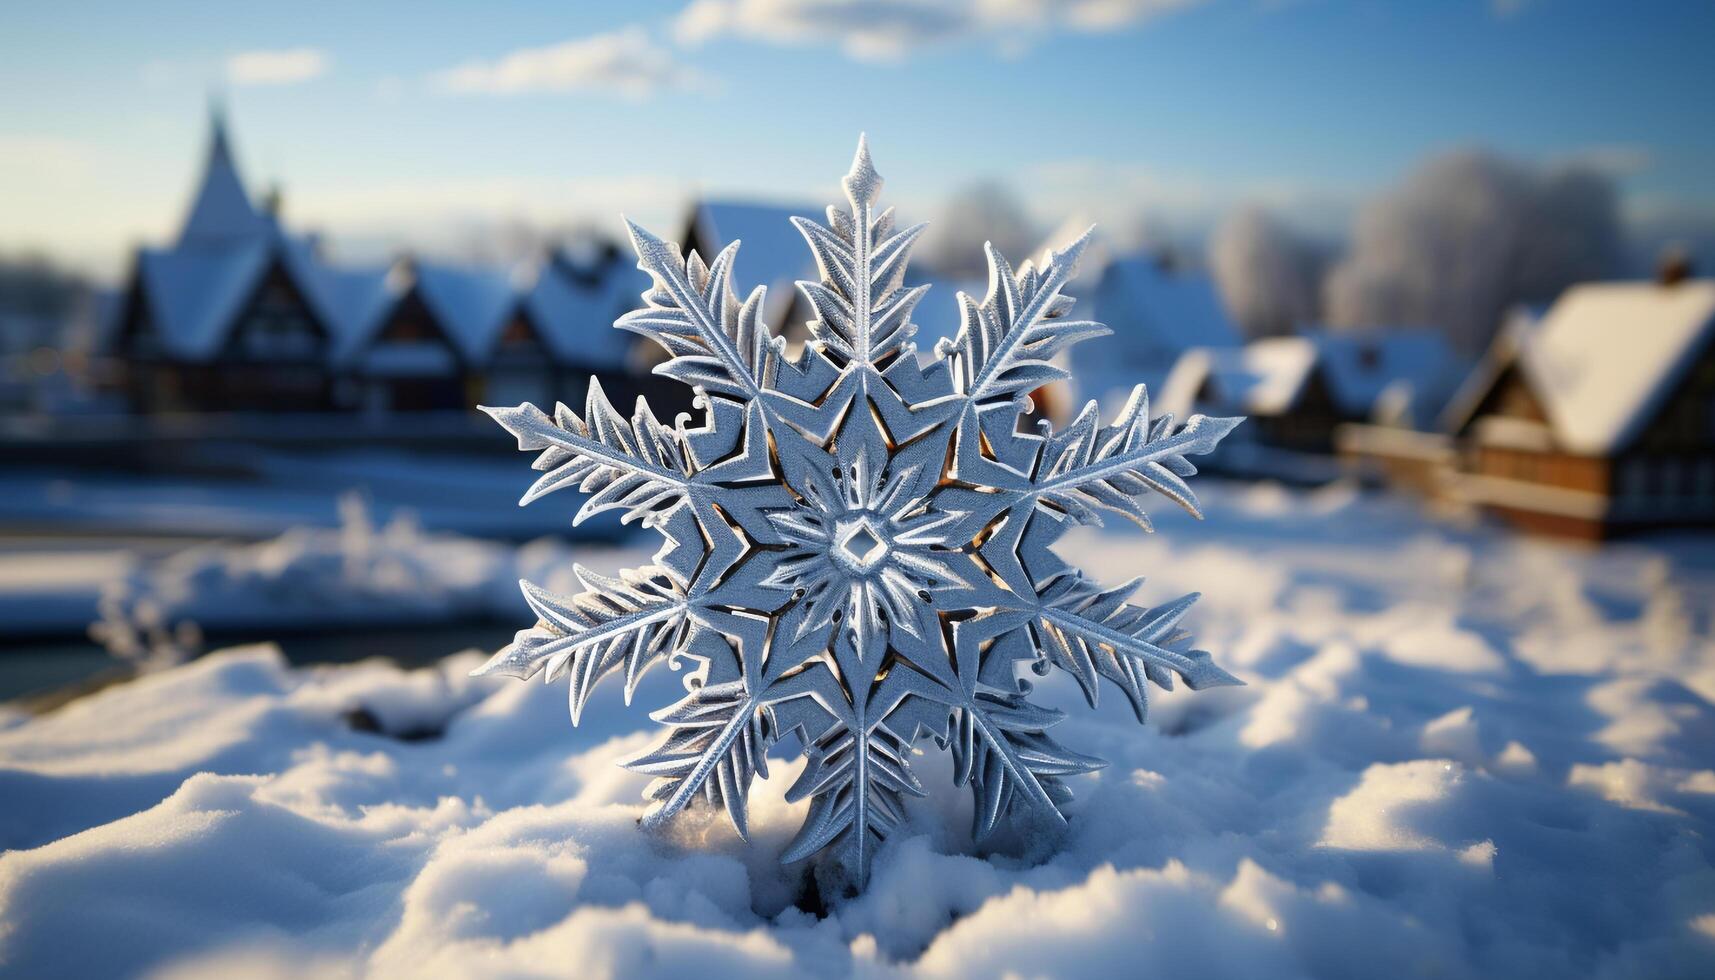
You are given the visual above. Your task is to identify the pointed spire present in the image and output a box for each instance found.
[207,91,229,151]
[178,101,269,247]
[842,133,882,210]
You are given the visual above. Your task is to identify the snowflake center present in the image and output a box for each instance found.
[834,516,890,570]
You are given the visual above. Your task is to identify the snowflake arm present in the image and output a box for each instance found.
[942,230,1110,404]
[930,611,1106,839]
[1030,385,1244,528]
[481,381,691,525]
[1034,573,1239,701]
[618,223,781,402]
[624,614,773,838]
[769,644,946,882]
[474,569,695,724]
[791,135,930,364]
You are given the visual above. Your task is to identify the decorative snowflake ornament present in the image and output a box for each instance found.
[477,137,1243,889]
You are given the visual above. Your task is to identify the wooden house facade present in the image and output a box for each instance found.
[1446,280,1715,539]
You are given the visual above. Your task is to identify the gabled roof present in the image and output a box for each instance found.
[299,252,400,364]
[178,110,272,247]
[688,200,819,327]
[1511,280,1715,454]
[1313,328,1465,425]
[135,240,274,360]
[412,261,522,364]
[1159,337,1319,419]
[1091,256,1242,360]
[520,259,641,371]
[1439,304,1544,434]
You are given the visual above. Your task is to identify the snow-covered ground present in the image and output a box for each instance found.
[2,483,1714,978]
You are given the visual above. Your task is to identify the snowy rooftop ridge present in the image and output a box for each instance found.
[135,241,275,360]
[1159,328,1462,426]
[411,261,523,365]
[1309,327,1466,425]
[519,257,641,372]
[123,111,662,374]
[1515,279,1715,454]
[1159,337,1319,419]
[1095,256,1242,359]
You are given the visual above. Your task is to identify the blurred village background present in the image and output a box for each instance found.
[2,0,1713,703]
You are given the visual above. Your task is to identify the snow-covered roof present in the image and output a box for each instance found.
[1091,256,1242,361]
[135,241,273,361]
[1313,328,1465,425]
[1160,328,1468,429]
[304,259,400,364]
[1158,337,1319,419]
[412,261,522,364]
[689,200,819,327]
[1439,304,1544,434]
[1513,280,1715,454]
[178,112,272,247]
[520,260,641,372]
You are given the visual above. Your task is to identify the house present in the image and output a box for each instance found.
[113,110,390,412]
[1444,279,1715,539]
[1163,328,1463,457]
[1335,310,1539,499]
[507,249,652,409]
[1070,252,1242,409]
[1159,337,1338,456]
[108,110,649,419]
[333,259,511,413]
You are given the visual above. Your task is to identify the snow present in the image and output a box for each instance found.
[3,484,1714,977]
[1313,328,1465,425]
[411,261,523,365]
[88,497,516,648]
[1160,329,1469,429]
[1073,256,1242,403]
[691,200,820,327]
[1515,279,1715,454]
[135,242,274,360]
[291,253,398,364]
[521,261,640,372]
[1158,338,1319,419]
[176,113,273,247]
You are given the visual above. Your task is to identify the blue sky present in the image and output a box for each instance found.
[2,0,1711,279]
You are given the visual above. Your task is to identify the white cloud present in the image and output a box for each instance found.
[675,0,969,61]
[437,28,707,98]
[674,0,1206,61]
[978,0,1204,32]
[225,48,330,86]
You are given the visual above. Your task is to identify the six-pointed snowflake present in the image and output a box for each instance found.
[477,137,1243,888]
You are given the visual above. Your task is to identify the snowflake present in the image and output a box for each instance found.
[477,137,1243,889]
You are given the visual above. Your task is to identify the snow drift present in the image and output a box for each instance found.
[2,484,1713,978]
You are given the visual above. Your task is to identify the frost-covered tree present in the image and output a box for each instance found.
[917,180,1039,278]
[1209,205,1322,339]
[1324,150,1620,354]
